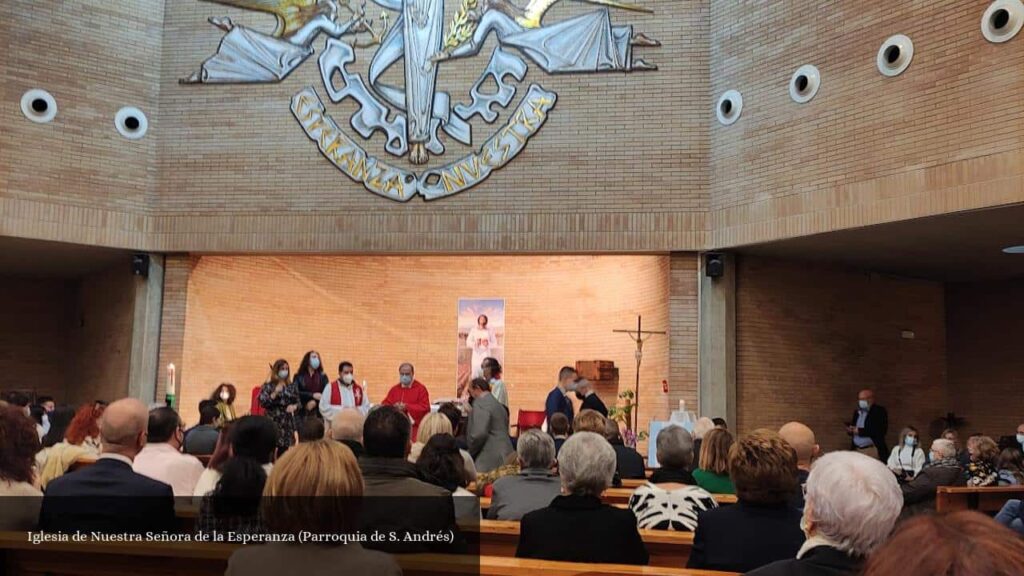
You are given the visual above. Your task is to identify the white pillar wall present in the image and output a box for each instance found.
[698,252,736,429]
[128,254,165,403]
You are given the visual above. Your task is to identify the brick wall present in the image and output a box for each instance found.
[169,255,680,437]
[735,256,948,451]
[149,0,710,252]
[0,0,163,247]
[0,268,135,405]
[0,278,71,399]
[947,278,1024,437]
[66,266,136,405]
[669,254,699,413]
[710,0,1024,247]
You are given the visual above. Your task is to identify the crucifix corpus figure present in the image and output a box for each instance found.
[613,315,666,432]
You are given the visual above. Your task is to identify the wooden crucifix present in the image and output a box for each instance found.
[613,315,666,432]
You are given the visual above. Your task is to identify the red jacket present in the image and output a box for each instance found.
[382,380,431,438]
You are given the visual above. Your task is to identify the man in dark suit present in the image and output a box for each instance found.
[467,378,514,473]
[575,378,608,417]
[544,366,577,427]
[845,388,889,461]
[39,398,176,534]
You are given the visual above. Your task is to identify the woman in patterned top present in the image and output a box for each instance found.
[965,435,999,487]
[258,359,300,455]
[629,425,717,531]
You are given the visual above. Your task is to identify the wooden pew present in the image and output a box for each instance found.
[0,532,735,576]
[936,485,1024,514]
[464,519,695,568]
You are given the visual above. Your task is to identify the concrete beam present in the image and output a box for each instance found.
[698,252,736,429]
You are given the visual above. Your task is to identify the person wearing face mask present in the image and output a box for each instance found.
[545,366,577,429]
[259,359,301,455]
[132,406,205,496]
[845,388,889,462]
[887,425,926,483]
[574,378,607,418]
[381,362,431,439]
[746,451,903,576]
[481,357,508,410]
[900,438,965,518]
[1016,423,1024,452]
[209,383,237,424]
[321,361,370,422]
[39,398,177,534]
[293,350,329,422]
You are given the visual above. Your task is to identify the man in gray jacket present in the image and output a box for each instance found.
[488,429,561,520]
[467,377,514,473]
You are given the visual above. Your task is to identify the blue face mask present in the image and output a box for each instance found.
[905,436,917,447]
[858,400,870,410]
[310,357,320,370]
[400,374,412,385]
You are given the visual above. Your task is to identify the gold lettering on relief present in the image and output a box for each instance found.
[430,86,557,196]
[292,87,411,201]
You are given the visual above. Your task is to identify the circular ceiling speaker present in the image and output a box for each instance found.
[982,0,1024,43]
[716,89,743,126]
[877,34,915,77]
[20,89,58,123]
[115,106,149,140]
[789,64,821,104]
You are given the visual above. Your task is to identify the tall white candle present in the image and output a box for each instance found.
[167,363,176,395]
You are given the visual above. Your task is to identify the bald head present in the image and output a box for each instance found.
[99,398,149,459]
[779,421,819,469]
[331,409,365,443]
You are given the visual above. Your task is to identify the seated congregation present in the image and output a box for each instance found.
[1,386,1024,576]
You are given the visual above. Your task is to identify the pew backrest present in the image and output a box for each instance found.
[936,485,1024,514]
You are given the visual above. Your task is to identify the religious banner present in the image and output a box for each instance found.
[456,298,505,399]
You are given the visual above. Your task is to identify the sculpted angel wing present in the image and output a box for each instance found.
[518,0,652,28]
[200,0,326,37]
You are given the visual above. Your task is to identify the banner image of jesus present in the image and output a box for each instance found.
[457,298,505,399]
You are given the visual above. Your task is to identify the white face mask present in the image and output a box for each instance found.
[342,374,354,385]
[220,391,230,401]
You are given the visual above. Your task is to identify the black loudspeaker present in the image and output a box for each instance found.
[705,252,725,278]
[131,254,150,278]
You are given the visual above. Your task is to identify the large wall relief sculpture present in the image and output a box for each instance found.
[183,0,658,201]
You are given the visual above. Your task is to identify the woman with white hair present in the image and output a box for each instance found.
[516,432,649,565]
[746,451,903,576]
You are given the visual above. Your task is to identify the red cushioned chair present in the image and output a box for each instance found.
[513,409,546,437]
[250,386,265,416]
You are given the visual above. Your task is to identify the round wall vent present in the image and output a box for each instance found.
[716,90,743,126]
[982,0,1024,43]
[877,35,914,77]
[789,65,821,103]
[115,107,149,140]
[20,89,58,123]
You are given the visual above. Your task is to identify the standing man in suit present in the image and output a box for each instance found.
[545,366,577,428]
[39,398,176,534]
[575,378,608,417]
[467,377,514,473]
[846,388,889,461]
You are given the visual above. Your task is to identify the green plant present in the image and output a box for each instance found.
[608,389,648,441]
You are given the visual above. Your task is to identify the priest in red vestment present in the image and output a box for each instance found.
[381,362,431,438]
